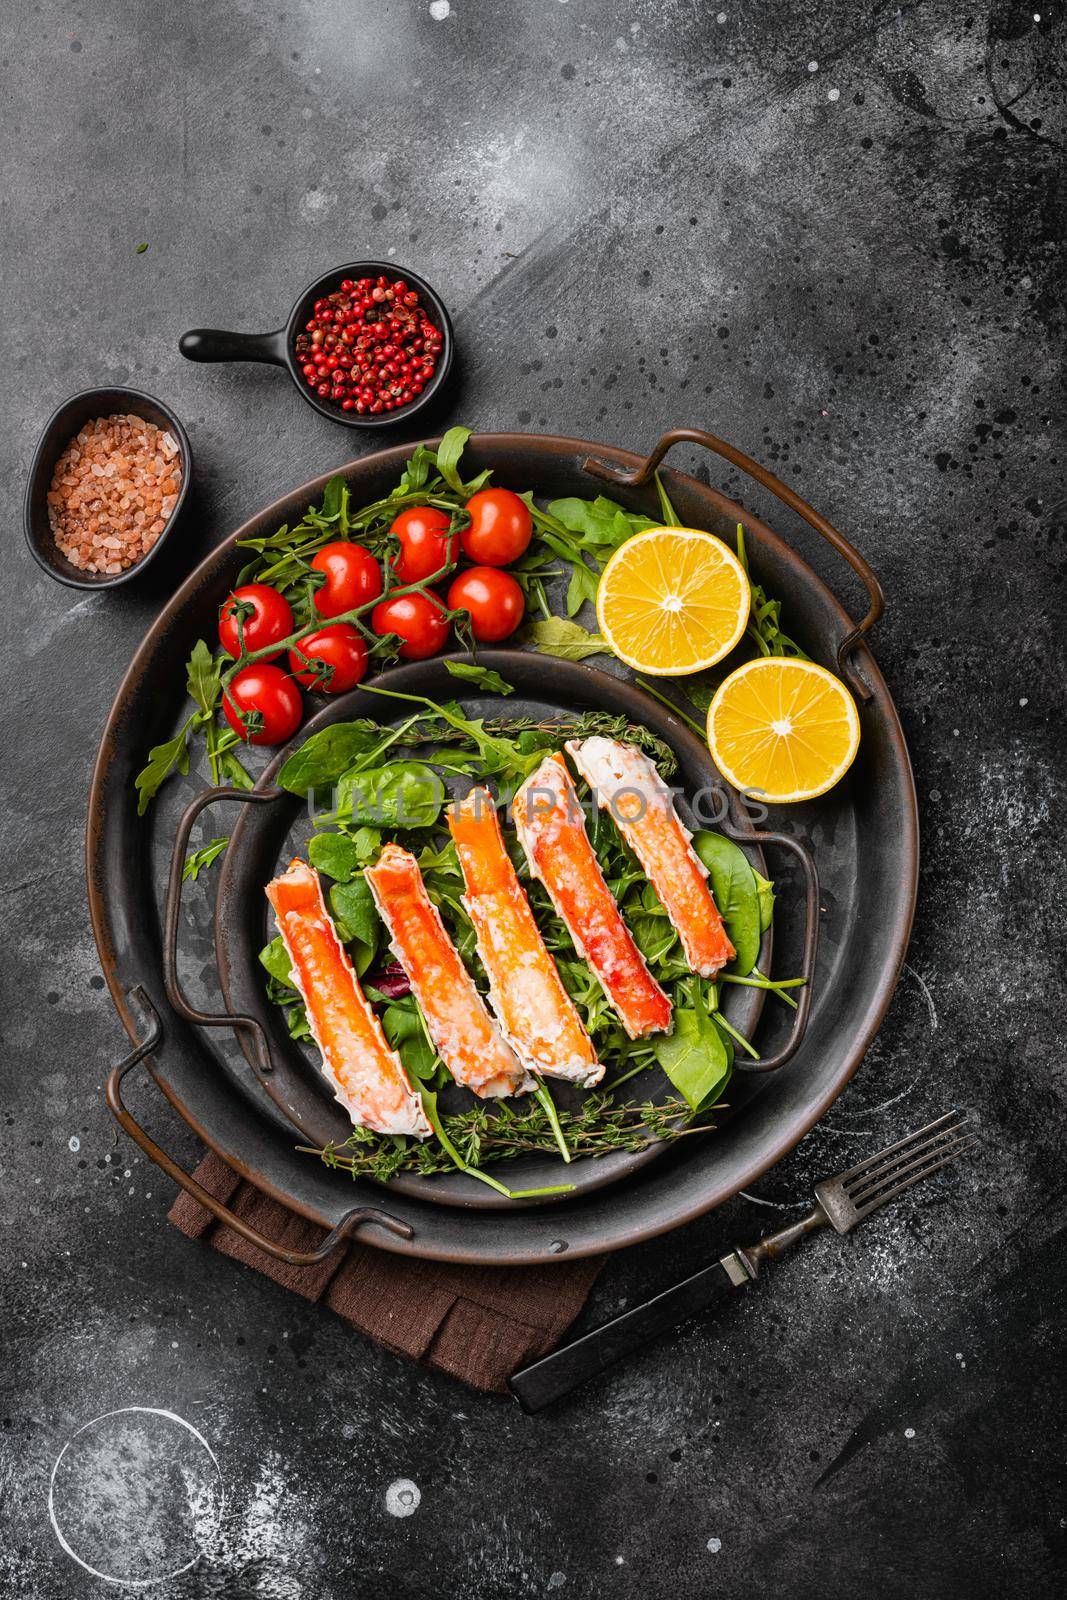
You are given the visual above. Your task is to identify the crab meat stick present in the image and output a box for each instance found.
[364,844,528,1099]
[448,788,603,1087]
[513,754,672,1039]
[567,736,735,978]
[265,858,430,1138]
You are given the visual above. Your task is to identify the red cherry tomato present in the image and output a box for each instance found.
[447,567,526,643]
[460,488,533,567]
[372,591,450,661]
[218,584,294,660]
[288,624,368,694]
[390,506,457,584]
[311,541,383,619]
[223,664,303,745]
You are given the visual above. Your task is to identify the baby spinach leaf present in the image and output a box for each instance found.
[653,997,732,1111]
[328,876,379,947]
[754,870,775,933]
[277,720,387,796]
[444,660,516,696]
[381,999,439,1081]
[307,831,363,882]
[518,617,610,662]
[259,935,297,991]
[328,877,380,973]
[693,831,762,977]
[337,760,444,828]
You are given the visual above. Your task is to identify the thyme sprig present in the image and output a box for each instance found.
[302,1093,714,1182]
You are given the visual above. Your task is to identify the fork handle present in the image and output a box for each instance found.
[508,1251,755,1413]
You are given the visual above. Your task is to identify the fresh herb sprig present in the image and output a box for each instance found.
[304,1092,715,1182]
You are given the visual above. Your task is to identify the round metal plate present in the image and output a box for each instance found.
[86,431,918,1265]
[214,653,768,1209]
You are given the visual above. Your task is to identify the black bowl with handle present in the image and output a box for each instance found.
[179,260,454,430]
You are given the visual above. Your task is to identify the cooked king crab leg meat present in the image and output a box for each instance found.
[448,788,603,1087]
[364,844,529,1099]
[513,753,672,1040]
[566,736,736,979]
[265,858,430,1139]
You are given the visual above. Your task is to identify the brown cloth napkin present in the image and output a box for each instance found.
[168,1150,603,1392]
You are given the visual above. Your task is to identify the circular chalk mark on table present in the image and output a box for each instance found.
[385,1478,421,1518]
[48,1407,224,1587]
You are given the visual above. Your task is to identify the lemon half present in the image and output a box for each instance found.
[596,527,750,676]
[707,656,860,803]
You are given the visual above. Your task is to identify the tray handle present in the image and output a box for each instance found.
[106,987,413,1262]
[723,826,819,1074]
[163,785,284,1076]
[582,427,884,702]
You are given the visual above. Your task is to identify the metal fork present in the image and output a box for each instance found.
[509,1111,976,1413]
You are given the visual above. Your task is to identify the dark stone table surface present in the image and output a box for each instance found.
[1,2,1063,1595]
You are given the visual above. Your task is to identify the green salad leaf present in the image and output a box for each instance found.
[518,617,610,661]
[277,720,388,796]
[693,830,762,977]
[444,660,516,696]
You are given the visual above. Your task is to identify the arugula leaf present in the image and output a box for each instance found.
[219,749,254,790]
[518,617,610,662]
[693,831,762,976]
[546,495,655,552]
[182,836,228,882]
[335,760,444,829]
[434,426,472,494]
[359,684,542,785]
[186,639,222,718]
[277,720,388,796]
[444,660,516,696]
[134,714,197,816]
[654,472,682,527]
[320,475,349,530]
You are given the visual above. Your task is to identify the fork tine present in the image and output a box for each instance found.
[851,1131,975,1206]
[845,1118,971,1198]
[835,1111,963,1186]
[854,1137,978,1217]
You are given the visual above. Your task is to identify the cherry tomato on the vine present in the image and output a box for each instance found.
[311,541,383,619]
[460,488,533,567]
[390,506,457,585]
[447,566,525,643]
[288,624,368,694]
[372,591,450,661]
[218,584,294,660]
[223,663,303,745]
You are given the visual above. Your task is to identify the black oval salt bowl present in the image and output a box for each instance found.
[24,387,193,591]
[178,260,454,430]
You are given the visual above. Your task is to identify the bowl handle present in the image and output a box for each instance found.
[162,785,284,1075]
[582,427,884,703]
[106,986,413,1261]
[722,827,819,1074]
[179,326,289,366]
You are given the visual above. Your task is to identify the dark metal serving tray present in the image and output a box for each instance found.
[88,429,918,1266]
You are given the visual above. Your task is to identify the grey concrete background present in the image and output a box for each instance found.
[2,1,1065,1596]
